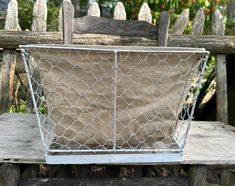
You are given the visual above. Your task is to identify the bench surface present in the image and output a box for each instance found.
[0,113,235,165]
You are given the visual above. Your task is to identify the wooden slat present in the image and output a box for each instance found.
[31,0,47,32]
[212,9,228,124]
[113,2,126,20]
[62,0,74,44]
[170,8,189,35]
[157,11,170,46]
[191,8,205,35]
[87,2,100,17]
[0,113,235,165]
[138,2,152,23]
[73,16,157,39]
[19,177,188,186]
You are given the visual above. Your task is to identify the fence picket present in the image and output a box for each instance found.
[62,0,74,44]
[170,8,189,35]
[87,2,100,17]
[113,2,126,20]
[138,2,152,23]
[192,8,205,35]
[31,0,47,32]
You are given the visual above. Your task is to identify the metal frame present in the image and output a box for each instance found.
[20,44,209,164]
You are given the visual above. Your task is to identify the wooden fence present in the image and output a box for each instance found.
[0,0,230,125]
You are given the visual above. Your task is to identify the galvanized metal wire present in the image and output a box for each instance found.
[21,45,209,158]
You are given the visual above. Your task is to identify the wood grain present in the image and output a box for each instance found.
[73,16,157,39]
[1,31,235,53]
[62,0,74,44]
[0,113,235,165]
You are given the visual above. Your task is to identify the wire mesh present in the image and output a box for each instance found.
[20,45,209,157]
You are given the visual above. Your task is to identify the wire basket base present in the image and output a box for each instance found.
[46,152,183,164]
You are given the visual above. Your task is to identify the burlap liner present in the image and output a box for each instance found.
[29,47,199,150]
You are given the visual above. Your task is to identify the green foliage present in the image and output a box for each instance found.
[18,0,34,30]
[18,0,60,31]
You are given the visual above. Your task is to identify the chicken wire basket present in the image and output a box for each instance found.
[20,44,209,164]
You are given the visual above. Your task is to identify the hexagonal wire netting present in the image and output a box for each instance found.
[20,45,209,163]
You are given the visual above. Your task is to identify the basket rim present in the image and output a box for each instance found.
[20,44,210,54]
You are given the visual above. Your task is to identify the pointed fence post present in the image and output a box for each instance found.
[0,0,19,114]
[26,0,48,113]
[31,0,47,32]
[170,8,189,34]
[192,8,205,35]
[138,2,152,23]
[87,2,100,17]
[63,0,74,44]
[113,2,126,20]
[212,9,227,125]
[212,9,231,186]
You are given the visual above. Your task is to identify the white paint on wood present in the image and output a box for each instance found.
[31,0,47,32]
[113,2,126,20]
[170,8,189,35]
[0,113,235,165]
[192,8,205,35]
[4,0,20,31]
[138,2,152,23]
[87,2,100,17]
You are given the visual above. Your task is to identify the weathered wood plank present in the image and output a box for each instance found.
[73,16,157,39]
[19,177,188,186]
[1,32,235,53]
[158,11,170,46]
[31,0,47,32]
[87,2,100,17]
[192,8,205,35]
[0,113,235,165]
[138,2,152,23]
[113,1,126,20]
[212,9,228,124]
[62,0,74,44]
[188,165,207,186]
[0,113,45,164]
[170,9,189,35]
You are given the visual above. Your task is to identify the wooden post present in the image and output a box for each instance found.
[58,6,63,32]
[0,163,21,186]
[87,2,100,17]
[192,8,205,35]
[113,2,126,20]
[212,9,228,124]
[170,8,189,35]
[212,9,230,186]
[27,0,48,113]
[189,165,207,186]
[31,0,47,32]
[157,11,170,46]
[0,0,19,114]
[138,2,152,23]
[63,0,74,44]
